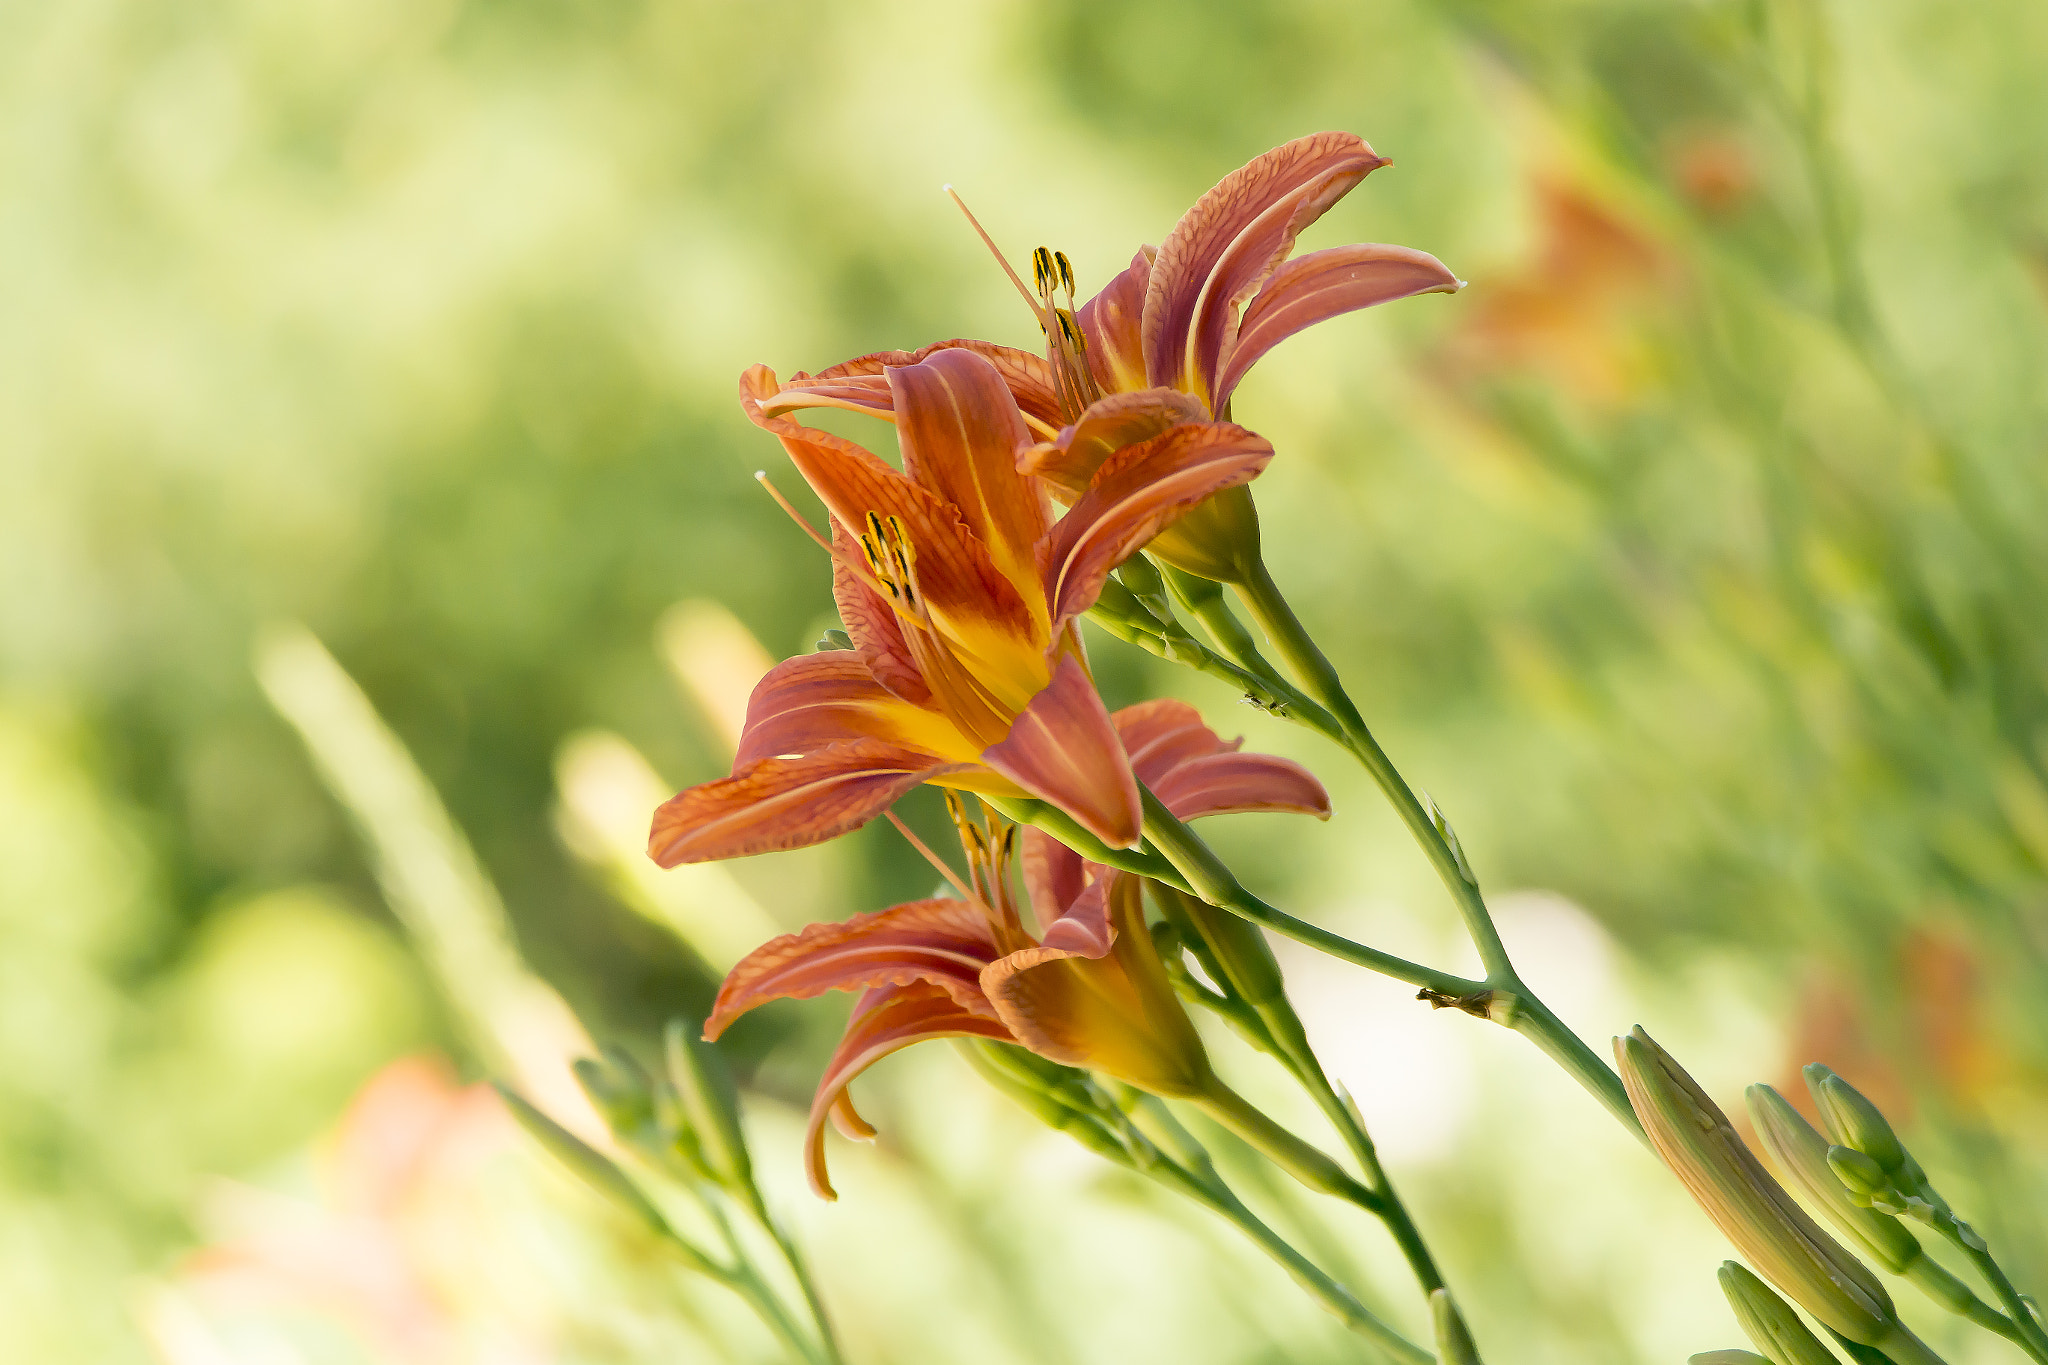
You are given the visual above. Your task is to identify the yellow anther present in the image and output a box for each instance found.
[1032,246,1054,296]
[1054,250,1076,297]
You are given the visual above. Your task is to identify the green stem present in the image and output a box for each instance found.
[1193,1079,1384,1215]
[1949,1234,2048,1361]
[1143,1156,1434,1365]
[1228,563,1642,1140]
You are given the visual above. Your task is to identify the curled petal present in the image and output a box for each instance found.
[1144,132,1389,405]
[704,897,1001,1039]
[802,983,1013,1200]
[890,351,1052,608]
[1075,247,1154,395]
[982,874,1210,1096]
[1018,388,1209,497]
[649,739,959,866]
[765,339,1065,439]
[980,653,1142,850]
[1035,868,1115,957]
[1020,825,1089,933]
[1112,698,1233,786]
[1151,751,1331,822]
[1040,421,1273,629]
[734,653,973,770]
[1216,243,1463,410]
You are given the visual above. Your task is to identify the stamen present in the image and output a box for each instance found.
[1031,246,1055,299]
[1053,250,1076,299]
[885,811,976,902]
[944,186,1047,327]
[754,472,839,558]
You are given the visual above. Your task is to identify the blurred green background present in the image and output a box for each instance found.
[6,0,2048,1360]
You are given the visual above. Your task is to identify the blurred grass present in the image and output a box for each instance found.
[3,0,2047,1361]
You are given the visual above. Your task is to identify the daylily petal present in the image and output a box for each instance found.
[889,351,1053,613]
[703,897,1002,1040]
[742,366,1046,687]
[1215,243,1462,410]
[831,524,932,705]
[648,738,960,866]
[1020,826,1088,936]
[1040,421,1273,629]
[1035,866,1115,956]
[734,653,975,769]
[1143,132,1390,406]
[1075,247,1154,395]
[802,982,1013,1199]
[1112,698,1232,784]
[1151,752,1331,822]
[982,873,1211,1097]
[1017,388,1208,498]
[764,339,1066,440]
[980,653,1142,849]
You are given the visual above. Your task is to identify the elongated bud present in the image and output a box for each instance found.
[1804,1067,1907,1175]
[574,1046,660,1140]
[1748,1085,1918,1271]
[1720,1262,1844,1365]
[956,1041,1131,1164]
[1092,577,1165,632]
[1691,1353,1771,1365]
[1166,886,1285,1008]
[667,1017,753,1194]
[495,1084,674,1241]
[1430,1290,1481,1365]
[1616,1029,1894,1344]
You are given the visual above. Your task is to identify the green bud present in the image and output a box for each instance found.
[1091,578,1163,633]
[495,1084,675,1242]
[1691,1353,1772,1365]
[1115,552,1170,607]
[1827,1147,1893,1207]
[664,1017,754,1194]
[1720,1262,1844,1365]
[1164,885,1285,1008]
[814,628,854,652]
[1748,1085,1919,1272]
[573,1048,658,1143]
[956,1041,1130,1164]
[1804,1067,1907,1174]
[1616,1029,1894,1345]
[1430,1290,1481,1365]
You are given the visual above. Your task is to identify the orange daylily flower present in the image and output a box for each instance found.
[703,700,1331,1198]
[759,132,1463,581]
[647,350,1272,865]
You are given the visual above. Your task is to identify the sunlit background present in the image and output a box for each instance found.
[7,0,2048,1361]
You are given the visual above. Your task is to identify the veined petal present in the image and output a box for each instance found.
[1152,752,1331,822]
[764,339,1066,439]
[734,653,975,770]
[1215,243,1462,410]
[980,653,1142,849]
[649,739,959,866]
[703,897,1001,1040]
[1040,421,1273,629]
[1075,247,1154,395]
[889,351,1053,614]
[803,982,1013,1199]
[742,367,1047,689]
[982,874,1211,1097]
[1018,388,1208,498]
[1020,826,1089,937]
[1113,698,1232,782]
[1035,866,1115,956]
[1143,132,1390,406]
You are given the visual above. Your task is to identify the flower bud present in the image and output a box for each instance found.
[667,1017,754,1194]
[1691,1353,1771,1365]
[1616,1028,1894,1344]
[1719,1262,1843,1365]
[1748,1084,1918,1271]
[1826,1147,1894,1208]
[573,1048,658,1142]
[1804,1066,1907,1174]
[495,1084,678,1243]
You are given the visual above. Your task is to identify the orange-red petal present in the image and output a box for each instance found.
[1039,421,1273,630]
[979,653,1142,850]
[1111,699,1331,821]
[801,982,1013,1199]
[1020,825,1089,937]
[733,653,971,770]
[1018,388,1208,498]
[703,897,1001,1039]
[648,739,959,866]
[889,350,1052,611]
[1215,242,1462,409]
[831,525,931,705]
[1143,132,1390,406]
[763,339,1065,438]
[1075,247,1154,395]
